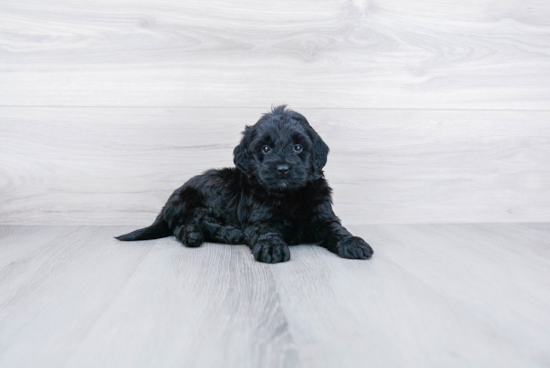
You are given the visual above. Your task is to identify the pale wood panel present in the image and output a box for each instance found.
[1,0,549,109]
[0,226,153,367]
[64,233,298,368]
[270,222,550,367]
[0,224,549,367]
[0,226,299,368]
[1,107,549,225]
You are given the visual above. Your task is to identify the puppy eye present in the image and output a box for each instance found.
[293,144,303,153]
[262,145,272,153]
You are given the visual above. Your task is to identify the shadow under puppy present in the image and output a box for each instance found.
[116,105,373,263]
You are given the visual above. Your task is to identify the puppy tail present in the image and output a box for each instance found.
[115,213,172,241]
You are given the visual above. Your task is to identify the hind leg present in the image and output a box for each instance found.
[201,219,246,245]
[173,223,204,247]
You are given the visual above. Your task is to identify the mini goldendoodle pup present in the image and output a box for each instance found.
[116,105,373,263]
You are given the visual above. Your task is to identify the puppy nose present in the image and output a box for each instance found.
[277,164,289,176]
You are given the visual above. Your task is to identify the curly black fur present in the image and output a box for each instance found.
[116,106,373,263]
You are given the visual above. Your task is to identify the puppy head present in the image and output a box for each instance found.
[233,105,329,191]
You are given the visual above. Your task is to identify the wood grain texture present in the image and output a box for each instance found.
[0,223,549,367]
[1,0,549,109]
[272,222,550,367]
[1,107,549,225]
[0,226,154,367]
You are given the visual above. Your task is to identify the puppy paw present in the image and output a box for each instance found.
[177,225,204,247]
[252,241,290,264]
[225,228,247,244]
[336,237,373,260]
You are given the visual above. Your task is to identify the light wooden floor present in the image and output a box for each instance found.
[1,223,549,368]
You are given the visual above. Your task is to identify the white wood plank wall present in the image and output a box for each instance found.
[1,0,549,225]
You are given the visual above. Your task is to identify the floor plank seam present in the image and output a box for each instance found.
[265,265,306,368]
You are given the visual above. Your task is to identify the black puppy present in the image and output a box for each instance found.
[116,106,373,263]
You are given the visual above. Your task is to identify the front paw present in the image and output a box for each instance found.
[252,241,290,264]
[336,237,373,260]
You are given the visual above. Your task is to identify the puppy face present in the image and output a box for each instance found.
[234,106,329,192]
[251,119,312,190]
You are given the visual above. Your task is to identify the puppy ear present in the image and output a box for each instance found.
[233,126,252,172]
[290,111,329,174]
[308,128,329,172]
